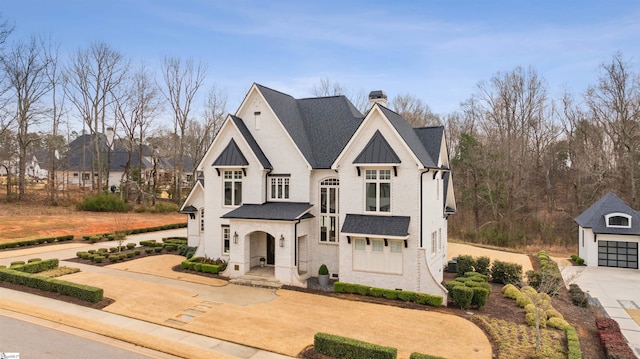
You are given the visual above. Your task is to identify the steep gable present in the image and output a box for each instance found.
[576,192,640,235]
[256,84,364,169]
[353,130,401,164]
[378,106,437,169]
[212,139,249,167]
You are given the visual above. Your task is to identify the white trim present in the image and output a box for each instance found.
[605,212,632,228]
[180,180,204,211]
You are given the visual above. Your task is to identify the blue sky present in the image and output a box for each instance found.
[3,0,640,117]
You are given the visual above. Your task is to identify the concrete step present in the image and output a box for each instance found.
[229,276,283,289]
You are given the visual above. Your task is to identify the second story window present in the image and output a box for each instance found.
[365,169,391,212]
[224,170,243,206]
[270,176,290,200]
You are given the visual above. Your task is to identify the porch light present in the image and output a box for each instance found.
[279,234,285,247]
[233,231,238,244]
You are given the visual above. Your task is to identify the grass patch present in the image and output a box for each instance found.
[38,267,81,278]
[472,315,566,359]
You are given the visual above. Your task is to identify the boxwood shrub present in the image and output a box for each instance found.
[490,260,522,284]
[314,332,397,359]
[450,286,474,309]
[0,268,103,302]
[12,258,59,273]
[333,282,442,307]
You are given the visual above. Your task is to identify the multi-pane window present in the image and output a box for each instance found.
[320,178,339,243]
[200,208,205,233]
[223,170,243,206]
[353,237,402,274]
[270,177,290,200]
[222,226,230,254]
[608,215,630,227]
[365,169,391,212]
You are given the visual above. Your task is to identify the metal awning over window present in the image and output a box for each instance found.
[341,214,410,239]
[222,202,313,221]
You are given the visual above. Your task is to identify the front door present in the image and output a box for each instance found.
[267,234,275,265]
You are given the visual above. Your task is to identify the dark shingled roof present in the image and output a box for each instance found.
[212,139,248,167]
[222,202,313,221]
[414,126,445,167]
[341,214,410,237]
[353,130,401,164]
[575,192,640,235]
[378,106,437,168]
[179,205,198,214]
[256,84,363,168]
[230,115,272,170]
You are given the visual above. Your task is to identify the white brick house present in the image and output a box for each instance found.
[180,83,456,298]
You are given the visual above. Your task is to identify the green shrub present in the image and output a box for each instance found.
[490,260,522,284]
[569,284,588,307]
[415,294,443,307]
[93,256,105,263]
[565,326,582,359]
[547,317,570,330]
[356,285,370,296]
[76,251,88,258]
[76,192,130,212]
[450,286,474,309]
[576,257,585,265]
[0,268,103,302]
[97,248,108,253]
[185,246,197,259]
[103,253,110,258]
[525,312,547,328]
[456,255,476,276]
[154,247,163,253]
[151,202,179,213]
[145,248,153,254]
[516,293,533,308]
[444,280,463,292]
[318,264,329,275]
[164,244,177,251]
[134,249,141,255]
[27,258,42,263]
[126,243,136,249]
[88,249,97,254]
[545,308,563,319]
[109,256,119,262]
[313,332,397,359]
[12,259,59,274]
[471,287,490,308]
[126,252,135,258]
[194,263,202,272]
[382,289,400,300]
[109,247,118,253]
[501,283,517,294]
[10,261,25,267]
[118,253,126,260]
[369,287,384,297]
[475,256,491,276]
[397,291,417,302]
[200,263,222,274]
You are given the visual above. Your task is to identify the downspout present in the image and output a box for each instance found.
[419,169,430,248]
[294,218,301,266]
[264,169,272,203]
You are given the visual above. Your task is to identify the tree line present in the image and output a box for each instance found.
[1,15,638,247]
[0,18,226,204]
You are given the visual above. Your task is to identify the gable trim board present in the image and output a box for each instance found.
[183,83,454,300]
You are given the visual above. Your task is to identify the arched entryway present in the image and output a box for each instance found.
[247,230,276,276]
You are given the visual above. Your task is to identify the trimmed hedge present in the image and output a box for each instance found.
[0,268,103,302]
[11,258,59,273]
[333,282,442,307]
[596,318,636,359]
[565,326,582,359]
[314,332,397,359]
[0,234,74,250]
[569,284,588,307]
[490,260,522,284]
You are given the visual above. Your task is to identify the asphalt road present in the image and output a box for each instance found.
[0,314,164,359]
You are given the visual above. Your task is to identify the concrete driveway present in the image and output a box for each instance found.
[560,264,640,356]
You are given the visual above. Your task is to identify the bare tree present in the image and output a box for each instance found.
[0,36,53,199]
[312,77,344,97]
[159,56,206,203]
[114,62,162,203]
[584,53,640,207]
[184,85,226,182]
[67,41,128,192]
[391,93,441,127]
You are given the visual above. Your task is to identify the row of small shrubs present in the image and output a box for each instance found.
[0,260,103,303]
[444,272,490,309]
[313,332,444,359]
[128,223,186,235]
[333,282,443,307]
[502,284,571,330]
[565,326,582,359]
[133,201,180,213]
[568,283,588,307]
[570,254,585,265]
[526,251,563,296]
[10,258,60,273]
[80,224,187,243]
[180,256,226,274]
[596,318,636,359]
[455,254,523,284]
[0,235,74,249]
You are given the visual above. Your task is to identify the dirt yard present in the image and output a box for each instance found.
[0,202,184,241]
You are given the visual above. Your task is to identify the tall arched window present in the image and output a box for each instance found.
[320,178,339,243]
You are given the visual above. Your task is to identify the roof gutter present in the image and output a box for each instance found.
[419,168,430,248]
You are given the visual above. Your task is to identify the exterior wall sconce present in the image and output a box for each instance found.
[279,234,285,247]
[233,231,238,244]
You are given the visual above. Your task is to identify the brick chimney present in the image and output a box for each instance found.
[368,90,387,108]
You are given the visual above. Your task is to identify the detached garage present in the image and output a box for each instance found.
[576,192,640,269]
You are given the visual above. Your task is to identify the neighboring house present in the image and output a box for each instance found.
[576,192,640,269]
[0,153,48,179]
[180,83,456,299]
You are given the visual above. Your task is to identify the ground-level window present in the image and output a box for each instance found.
[222,226,230,254]
[353,237,402,274]
[320,178,339,243]
[223,170,243,206]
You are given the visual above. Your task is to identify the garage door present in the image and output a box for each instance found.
[598,240,638,269]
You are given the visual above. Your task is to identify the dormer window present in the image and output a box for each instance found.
[606,213,631,228]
